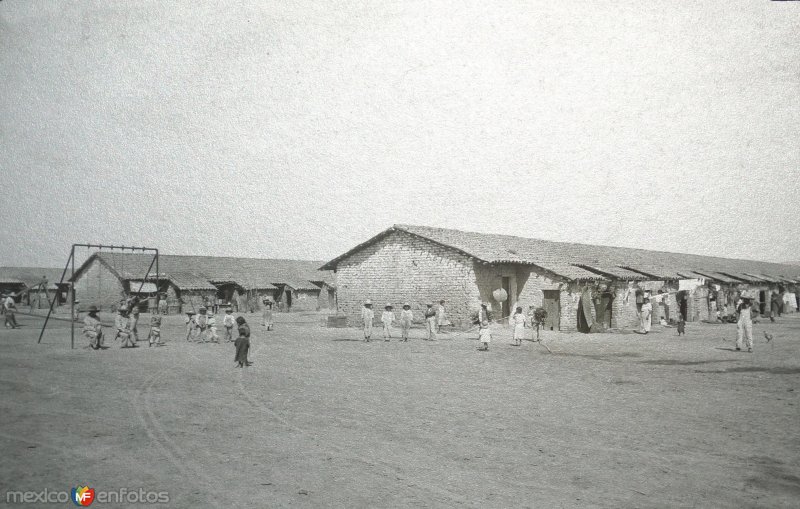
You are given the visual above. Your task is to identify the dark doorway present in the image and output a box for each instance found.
[542,290,560,331]
[577,290,593,333]
[286,289,293,311]
[676,291,688,321]
[501,277,511,319]
[759,291,766,315]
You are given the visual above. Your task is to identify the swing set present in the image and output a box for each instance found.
[37,244,159,349]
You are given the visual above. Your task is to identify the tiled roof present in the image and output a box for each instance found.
[72,254,333,291]
[0,267,67,286]
[273,280,322,291]
[321,224,800,283]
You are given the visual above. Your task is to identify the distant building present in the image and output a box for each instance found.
[321,225,800,331]
[70,253,335,314]
[0,267,70,308]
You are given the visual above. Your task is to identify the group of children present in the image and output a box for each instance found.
[361,300,448,342]
[81,298,257,366]
[359,300,537,352]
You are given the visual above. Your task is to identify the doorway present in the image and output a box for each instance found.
[759,291,766,315]
[286,289,293,311]
[542,290,560,331]
[501,277,511,319]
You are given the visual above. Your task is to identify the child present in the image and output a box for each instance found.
[511,306,527,346]
[478,320,492,351]
[116,309,136,348]
[129,306,141,343]
[206,310,220,343]
[362,300,374,342]
[234,316,252,367]
[148,314,162,347]
[262,298,274,331]
[223,308,236,342]
[424,303,437,340]
[194,307,209,343]
[381,303,394,341]
[184,311,196,341]
[677,316,686,336]
[83,305,104,350]
[400,303,413,342]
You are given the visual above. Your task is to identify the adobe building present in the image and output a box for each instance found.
[321,225,800,332]
[70,252,336,314]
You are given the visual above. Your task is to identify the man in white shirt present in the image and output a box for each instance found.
[3,294,19,329]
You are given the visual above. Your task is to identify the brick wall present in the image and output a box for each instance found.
[73,259,125,311]
[335,231,482,327]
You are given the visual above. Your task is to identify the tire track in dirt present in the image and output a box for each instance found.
[237,338,476,507]
[132,364,224,507]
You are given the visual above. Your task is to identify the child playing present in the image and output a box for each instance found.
[116,309,136,348]
[148,314,162,347]
[83,305,104,350]
[223,308,236,342]
[362,300,374,342]
[381,303,395,341]
[511,306,527,346]
[234,316,252,367]
[184,311,196,341]
[206,310,220,343]
[194,307,209,343]
[478,320,492,351]
[400,303,413,342]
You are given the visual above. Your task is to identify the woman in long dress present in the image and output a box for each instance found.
[511,306,527,346]
[234,316,252,367]
[640,297,653,334]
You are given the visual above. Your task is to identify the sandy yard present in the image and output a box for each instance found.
[1,310,799,508]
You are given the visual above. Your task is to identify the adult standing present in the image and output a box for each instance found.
[400,303,413,342]
[436,300,447,333]
[3,294,19,329]
[639,297,652,334]
[424,302,437,340]
[361,300,374,342]
[736,297,754,352]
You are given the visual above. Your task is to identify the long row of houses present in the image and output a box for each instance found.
[4,224,799,331]
[319,224,800,332]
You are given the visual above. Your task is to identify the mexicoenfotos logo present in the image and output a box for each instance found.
[72,486,95,506]
[4,486,169,505]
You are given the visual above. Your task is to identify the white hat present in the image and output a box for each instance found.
[364,299,372,305]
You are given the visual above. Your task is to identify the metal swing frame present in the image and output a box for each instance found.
[37,244,159,349]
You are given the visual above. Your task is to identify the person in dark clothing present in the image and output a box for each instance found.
[234,316,252,367]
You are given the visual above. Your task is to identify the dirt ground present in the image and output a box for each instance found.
[1,310,799,508]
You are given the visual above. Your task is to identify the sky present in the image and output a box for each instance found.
[1,0,798,269]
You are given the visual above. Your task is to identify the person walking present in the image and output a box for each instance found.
[361,300,374,342]
[478,320,492,351]
[82,305,104,350]
[424,302,437,340]
[736,298,754,352]
[510,306,527,346]
[400,303,413,342]
[381,303,394,341]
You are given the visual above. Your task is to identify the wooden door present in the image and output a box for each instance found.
[542,290,560,331]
